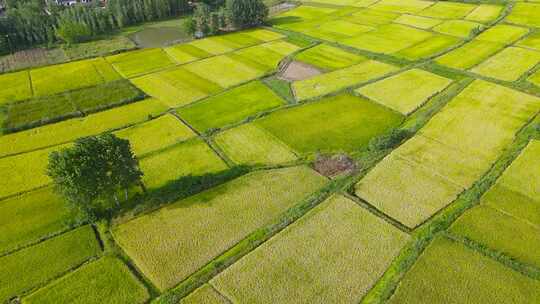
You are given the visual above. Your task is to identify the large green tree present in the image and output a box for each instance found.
[47,134,143,220]
[225,0,268,29]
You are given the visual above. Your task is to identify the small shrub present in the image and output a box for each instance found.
[368,129,413,151]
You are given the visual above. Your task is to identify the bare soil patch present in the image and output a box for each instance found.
[279,60,322,82]
[313,153,357,178]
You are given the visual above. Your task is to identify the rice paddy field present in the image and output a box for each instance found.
[2,1,540,303]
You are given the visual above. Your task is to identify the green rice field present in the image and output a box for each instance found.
[4,1,540,302]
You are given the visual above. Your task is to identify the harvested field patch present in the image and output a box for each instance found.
[131,66,222,108]
[475,24,529,44]
[30,58,121,96]
[419,2,476,19]
[396,34,462,60]
[435,39,504,70]
[0,71,32,105]
[115,114,195,156]
[214,124,297,166]
[24,257,149,304]
[0,188,67,255]
[106,48,176,78]
[432,20,483,38]
[3,80,144,132]
[313,153,356,178]
[451,205,540,268]
[294,44,366,71]
[211,195,409,303]
[257,94,403,154]
[371,0,433,14]
[394,14,443,29]
[388,237,540,303]
[292,60,398,101]
[465,4,503,23]
[505,3,540,28]
[356,80,540,227]
[356,68,452,114]
[177,81,285,133]
[181,284,228,304]
[0,226,101,303]
[280,60,322,81]
[516,32,540,51]
[471,47,540,82]
[0,98,167,158]
[184,55,265,88]
[0,145,65,199]
[139,138,228,190]
[113,166,327,290]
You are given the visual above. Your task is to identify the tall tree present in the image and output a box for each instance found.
[225,0,268,29]
[47,134,144,220]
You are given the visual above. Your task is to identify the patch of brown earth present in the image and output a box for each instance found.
[279,60,322,82]
[313,153,357,178]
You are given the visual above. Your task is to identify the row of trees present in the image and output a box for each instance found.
[0,0,190,53]
[187,0,268,37]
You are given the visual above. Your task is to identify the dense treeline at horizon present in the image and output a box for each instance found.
[0,0,190,54]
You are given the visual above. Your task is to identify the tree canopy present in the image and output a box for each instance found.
[47,134,143,221]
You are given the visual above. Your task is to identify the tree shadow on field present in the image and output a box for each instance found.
[115,165,252,219]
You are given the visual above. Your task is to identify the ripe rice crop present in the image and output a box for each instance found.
[396,34,462,60]
[506,3,540,28]
[106,48,176,78]
[292,60,398,101]
[181,284,228,304]
[115,114,196,156]
[465,4,503,23]
[294,44,366,71]
[419,2,476,19]
[23,257,149,304]
[0,187,68,254]
[183,55,265,88]
[355,68,452,114]
[0,98,168,158]
[214,124,297,166]
[371,0,433,14]
[432,20,483,38]
[3,80,144,132]
[471,47,540,82]
[176,81,285,133]
[139,138,228,190]
[211,195,409,303]
[30,58,121,96]
[355,80,540,227]
[388,237,540,303]
[0,71,32,105]
[474,24,529,44]
[394,14,443,29]
[257,94,403,154]
[0,144,67,199]
[451,205,540,268]
[113,166,327,291]
[435,39,504,70]
[0,226,101,302]
[131,66,222,108]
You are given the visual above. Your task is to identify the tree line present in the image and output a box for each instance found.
[0,0,190,54]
